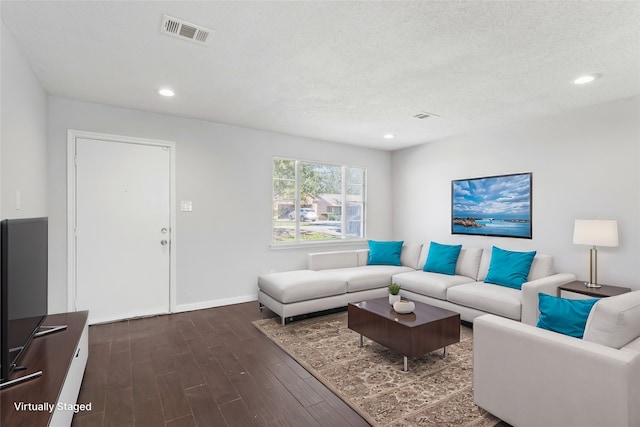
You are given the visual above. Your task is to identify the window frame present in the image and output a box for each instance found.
[271,157,367,247]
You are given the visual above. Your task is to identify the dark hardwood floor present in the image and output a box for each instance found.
[71,302,369,427]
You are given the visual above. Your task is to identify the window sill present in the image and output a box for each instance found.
[270,239,367,251]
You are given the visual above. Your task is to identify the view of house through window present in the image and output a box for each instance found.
[273,158,365,243]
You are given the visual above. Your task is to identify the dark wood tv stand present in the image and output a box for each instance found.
[0,311,89,427]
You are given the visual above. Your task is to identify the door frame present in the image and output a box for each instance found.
[66,129,177,315]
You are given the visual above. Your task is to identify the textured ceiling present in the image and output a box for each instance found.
[2,1,639,150]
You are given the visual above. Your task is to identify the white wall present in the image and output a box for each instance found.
[5,12,638,313]
[1,21,48,219]
[47,97,393,313]
[391,96,640,289]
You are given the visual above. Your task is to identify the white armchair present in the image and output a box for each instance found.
[473,290,640,427]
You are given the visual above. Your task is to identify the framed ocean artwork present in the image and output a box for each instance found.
[451,172,532,239]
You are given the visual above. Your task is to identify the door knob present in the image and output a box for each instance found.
[160,239,168,246]
[161,228,168,234]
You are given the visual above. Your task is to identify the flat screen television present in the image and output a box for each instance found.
[0,217,48,383]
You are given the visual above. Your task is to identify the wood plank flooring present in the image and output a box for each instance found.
[72,302,508,427]
[71,302,369,427]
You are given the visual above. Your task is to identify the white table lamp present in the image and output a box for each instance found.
[573,219,618,288]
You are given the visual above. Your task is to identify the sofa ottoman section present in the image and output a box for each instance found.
[258,270,347,325]
[259,270,347,303]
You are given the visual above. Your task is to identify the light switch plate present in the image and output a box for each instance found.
[180,201,193,212]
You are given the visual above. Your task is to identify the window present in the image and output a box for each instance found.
[272,158,366,244]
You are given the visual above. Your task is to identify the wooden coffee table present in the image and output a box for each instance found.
[348,297,460,371]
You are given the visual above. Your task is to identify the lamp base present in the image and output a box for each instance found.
[585,282,602,289]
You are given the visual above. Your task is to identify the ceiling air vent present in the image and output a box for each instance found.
[161,14,212,45]
[413,111,440,120]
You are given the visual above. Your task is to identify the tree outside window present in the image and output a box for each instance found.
[273,158,365,244]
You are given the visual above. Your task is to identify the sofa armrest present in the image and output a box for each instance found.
[520,273,575,325]
[307,250,360,270]
[474,314,640,427]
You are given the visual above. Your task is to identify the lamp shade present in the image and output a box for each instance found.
[573,219,619,247]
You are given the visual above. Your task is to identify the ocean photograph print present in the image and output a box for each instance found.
[451,172,532,239]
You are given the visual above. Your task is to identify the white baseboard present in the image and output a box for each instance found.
[174,294,258,313]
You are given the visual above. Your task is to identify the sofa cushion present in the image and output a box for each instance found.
[477,251,491,282]
[423,242,462,275]
[393,270,475,300]
[400,243,423,270]
[484,246,536,290]
[418,247,483,280]
[456,247,483,280]
[624,336,640,352]
[356,249,369,266]
[308,250,359,270]
[536,293,599,338]
[583,290,640,349]
[527,254,554,281]
[323,265,414,292]
[356,244,422,268]
[447,282,522,320]
[367,240,403,266]
[258,270,347,303]
[478,252,553,283]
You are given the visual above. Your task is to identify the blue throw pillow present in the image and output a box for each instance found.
[537,293,599,338]
[484,246,536,290]
[367,240,404,266]
[423,242,462,275]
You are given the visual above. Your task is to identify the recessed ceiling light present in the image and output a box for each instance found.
[158,88,175,97]
[384,134,395,139]
[573,74,599,85]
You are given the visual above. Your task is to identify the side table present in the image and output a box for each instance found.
[558,280,631,299]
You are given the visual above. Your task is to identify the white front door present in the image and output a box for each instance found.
[73,136,172,324]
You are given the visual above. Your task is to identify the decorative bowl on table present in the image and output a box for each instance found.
[393,300,415,314]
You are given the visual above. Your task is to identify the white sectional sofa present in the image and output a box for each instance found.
[258,243,575,325]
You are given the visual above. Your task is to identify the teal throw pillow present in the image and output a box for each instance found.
[537,293,599,338]
[367,240,404,266]
[423,242,462,275]
[484,246,536,290]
